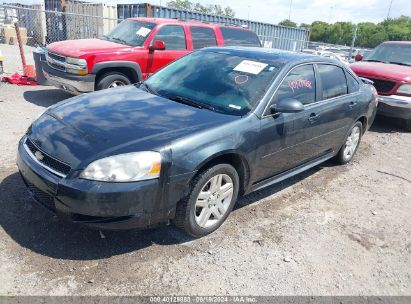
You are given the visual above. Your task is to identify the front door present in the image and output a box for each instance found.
[254,64,318,182]
[147,24,189,74]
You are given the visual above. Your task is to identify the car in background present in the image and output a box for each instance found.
[317,50,349,65]
[18,47,377,237]
[351,41,411,131]
[42,18,261,95]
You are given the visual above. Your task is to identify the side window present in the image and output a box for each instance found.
[190,26,217,50]
[272,64,316,106]
[346,71,360,93]
[317,64,348,99]
[153,25,186,50]
[220,27,261,47]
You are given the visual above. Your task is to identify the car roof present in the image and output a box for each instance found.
[128,17,251,30]
[202,46,337,64]
[382,41,411,45]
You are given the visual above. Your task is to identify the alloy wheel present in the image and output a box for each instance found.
[108,80,126,88]
[194,174,234,228]
[343,126,361,160]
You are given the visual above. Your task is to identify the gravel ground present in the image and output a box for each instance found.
[0,55,410,296]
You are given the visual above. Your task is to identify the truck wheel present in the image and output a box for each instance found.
[335,121,363,165]
[174,164,239,238]
[96,72,131,90]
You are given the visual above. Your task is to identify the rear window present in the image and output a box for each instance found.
[190,26,217,50]
[220,27,261,47]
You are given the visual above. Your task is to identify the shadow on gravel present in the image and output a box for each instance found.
[23,89,73,107]
[0,172,194,261]
[369,116,408,133]
[0,165,327,261]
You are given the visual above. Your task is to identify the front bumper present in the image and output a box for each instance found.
[43,63,95,95]
[16,138,174,230]
[377,95,411,120]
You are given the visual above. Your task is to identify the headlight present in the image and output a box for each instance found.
[66,57,87,66]
[80,152,161,182]
[66,57,88,75]
[397,84,411,95]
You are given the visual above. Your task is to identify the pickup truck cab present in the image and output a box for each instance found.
[43,18,261,94]
[350,41,411,131]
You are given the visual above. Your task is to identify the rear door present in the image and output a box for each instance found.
[308,63,357,153]
[219,27,262,47]
[147,24,189,74]
[189,26,218,50]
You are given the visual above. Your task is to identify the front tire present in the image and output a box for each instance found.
[336,121,363,164]
[174,164,239,237]
[96,72,131,90]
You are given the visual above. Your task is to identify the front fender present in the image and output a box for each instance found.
[91,61,142,81]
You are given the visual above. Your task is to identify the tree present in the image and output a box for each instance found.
[278,19,297,27]
[167,0,235,17]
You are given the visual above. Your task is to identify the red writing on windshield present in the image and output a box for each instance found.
[288,79,312,92]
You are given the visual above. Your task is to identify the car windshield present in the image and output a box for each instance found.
[364,43,411,66]
[144,50,283,116]
[100,20,156,46]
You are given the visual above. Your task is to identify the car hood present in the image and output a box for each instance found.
[350,61,411,82]
[28,86,237,168]
[46,38,134,58]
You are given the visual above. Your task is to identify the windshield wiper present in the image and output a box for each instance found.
[166,94,216,112]
[388,61,411,67]
[136,81,158,96]
[363,59,386,63]
[109,36,128,45]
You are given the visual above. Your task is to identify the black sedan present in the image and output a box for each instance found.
[17,47,378,237]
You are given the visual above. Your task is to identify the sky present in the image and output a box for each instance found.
[19,0,411,25]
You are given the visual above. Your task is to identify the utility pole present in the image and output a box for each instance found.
[288,0,293,20]
[387,0,393,19]
[349,24,358,60]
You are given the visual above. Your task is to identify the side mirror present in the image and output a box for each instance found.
[149,40,166,52]
[355,53,363,62]
[270,98,304,114]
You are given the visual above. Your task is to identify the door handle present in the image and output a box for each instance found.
[308,113,320,123]
[349,101,358,109]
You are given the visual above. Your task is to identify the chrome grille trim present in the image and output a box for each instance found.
[23,137,69,178]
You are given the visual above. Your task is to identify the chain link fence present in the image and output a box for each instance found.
[0,3,120,47]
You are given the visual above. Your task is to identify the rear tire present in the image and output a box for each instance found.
[336,121,363,165]
[174,164,239,238]
[96,72,131,90]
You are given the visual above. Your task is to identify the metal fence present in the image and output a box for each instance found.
[0,3,119,46]
[0,3,309,50]
[119,3,310,51]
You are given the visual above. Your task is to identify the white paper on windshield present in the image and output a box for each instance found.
[233,60,268,75]
[136,27,151,37]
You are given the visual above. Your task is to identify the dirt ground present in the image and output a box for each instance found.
[0,66,410,295]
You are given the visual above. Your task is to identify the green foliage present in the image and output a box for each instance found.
[279,19,297,27]
[166,0,235,17]
[303,16,411,48]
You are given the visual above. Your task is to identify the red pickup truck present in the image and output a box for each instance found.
[350,41,411,131]
[42,18,261,94]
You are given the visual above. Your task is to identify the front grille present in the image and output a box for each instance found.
[46,51,66,72]
[25,179,56,212]
[47,52,65,62]
[25,137,71,177]
[367,78,396,94]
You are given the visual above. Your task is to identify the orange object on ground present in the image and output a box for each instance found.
[2,72,37,86]
[23,65,36,78]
